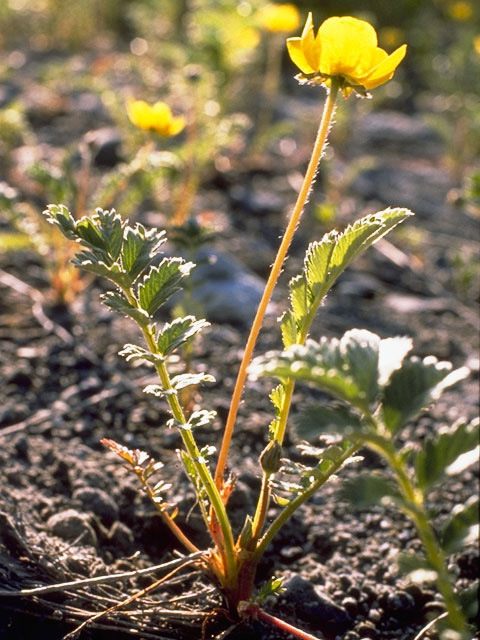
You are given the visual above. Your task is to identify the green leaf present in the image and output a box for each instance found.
[458,583,479,622]
[339,472,403,508]
[342,329,380,406]
[377,336,413,384]
[92,208,124,262]
[170,372,215,390]
[440,496,479,554]
[325,208,413,290]
[251,338,363,408]
[397,552,437,583]
[297,403,363,440]
[256,576,285,603]
[415,418,479,492]
[120,224,166,283]
[101,292,150,325]
[280,309,299,348]
[43,204,77,239]
[253,329,393,412]
[304,231,337,295]
[289,274,311,324]
[156,316,209,356]
[381,357,469,434]
[138,258,194,315]
[167,410,216,431]
[118,343,164,365]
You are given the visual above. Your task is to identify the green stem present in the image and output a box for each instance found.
[215,78,341,487]
[253,441,359,564]
[377,442,468,634]
[121,288,236,579]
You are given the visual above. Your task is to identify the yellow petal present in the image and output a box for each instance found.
[166,116,186,136]
[286,36,315,73]
[127,100,153,129]
[300,12,322,71]
[360,44,407,89]
[318,16,378,76]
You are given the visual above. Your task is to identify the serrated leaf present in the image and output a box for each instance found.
[415,418,479,492]
[289,274,310,324]
[43,204,77,239]
[339,473,403,508]
[188,410,217,429]
[341,329,380,406]
[93,208,124,262]
[270,384,286,415]
[378,336,413,385]
[297,403,363,440]
[251,339,362,409]
[118,343,164,365]
[156,316,209,356]
[325,208,413,289]
[256,576,285,603]
[253,330,393,413]
[143,384,177,398]
[101,291,150,325]
[138,258,193,315]
[440,496,479,554]
[120,224,166,283]
[170,372,215,390]
[382,357,469,434]
[280,310,299,348]
[304,231,337,295]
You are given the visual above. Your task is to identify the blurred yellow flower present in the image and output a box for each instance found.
[287,13,407,95]
[447,0,473,21]
[474,35,480,56]
[127,100,186,136]
[258,3,300,33]
[380,26,404,49]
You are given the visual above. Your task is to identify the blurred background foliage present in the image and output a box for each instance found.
[0,0,478,302]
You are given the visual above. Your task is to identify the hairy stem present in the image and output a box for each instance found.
[215,78,340,487]
[121,287,236,579]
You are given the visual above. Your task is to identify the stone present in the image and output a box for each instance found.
[284,574,352,635]
[350,111,444,158]
[188,249,265,326]
[47,509,97,548]
[73,487,119,526]
[349,162,455,220]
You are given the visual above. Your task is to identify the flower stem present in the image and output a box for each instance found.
[214,78,340,487]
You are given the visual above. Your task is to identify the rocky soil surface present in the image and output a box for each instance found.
[0,50,478,640]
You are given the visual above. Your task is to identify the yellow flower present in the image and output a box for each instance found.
[447,0,473,21]
[474,35,480,56]
[127,100,186,136]
[258,3,300,33]
[287,13,407,95]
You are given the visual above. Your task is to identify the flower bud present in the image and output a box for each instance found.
[260,440,282,474]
